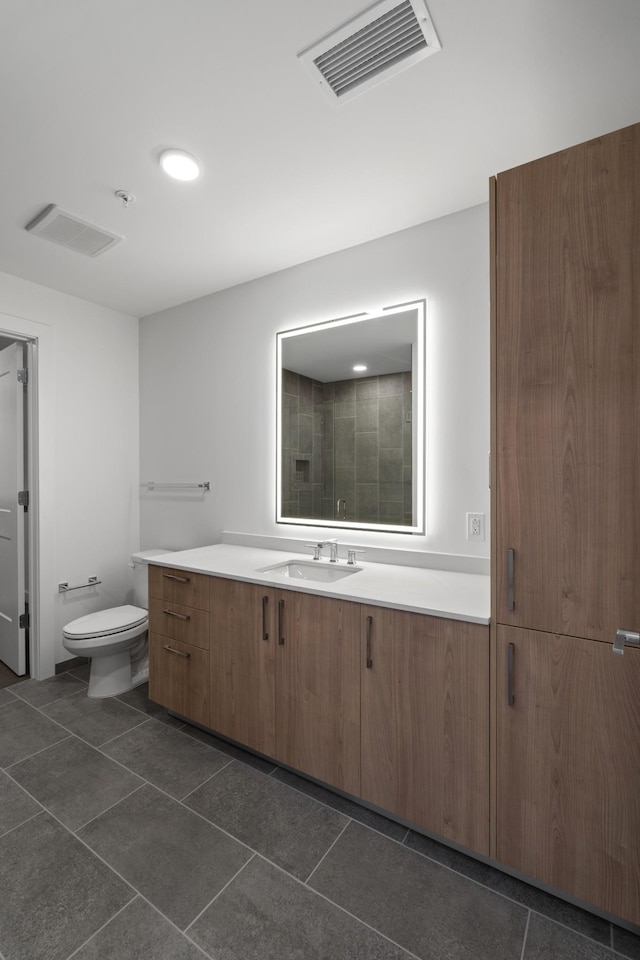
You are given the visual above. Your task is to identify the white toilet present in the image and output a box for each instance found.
[62,549,171,698]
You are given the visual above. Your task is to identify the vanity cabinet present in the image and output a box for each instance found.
[491,122,640,924]
[209,578,360,794]
[148,566,210,726]
[496,626,640,924]
[361,606,490,854]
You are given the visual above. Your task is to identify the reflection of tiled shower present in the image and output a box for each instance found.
[282,369,412,524]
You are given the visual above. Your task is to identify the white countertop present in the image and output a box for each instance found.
[149,544,490,625]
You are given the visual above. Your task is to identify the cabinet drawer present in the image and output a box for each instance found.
[148,633,209,727]
[148,598,209,650]
[149,565,210,610]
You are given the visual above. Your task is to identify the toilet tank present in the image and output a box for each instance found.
[131,550,172,607]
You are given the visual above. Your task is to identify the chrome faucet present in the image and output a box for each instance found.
[305,539,338,561]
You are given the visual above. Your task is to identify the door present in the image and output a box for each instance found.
[209,577,276,757]
[275,590,360,794]
[361,606,490,853]
[495,123,640,640]
[0,342,26,675]
[496,625,640,925]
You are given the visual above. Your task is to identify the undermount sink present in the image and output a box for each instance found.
[260,560,362,582]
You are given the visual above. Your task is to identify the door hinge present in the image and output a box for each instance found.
[19,612,29,630]
[17,368,28,384]
[18,490,29,508]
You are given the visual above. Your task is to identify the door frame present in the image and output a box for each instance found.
[0,312,54,680]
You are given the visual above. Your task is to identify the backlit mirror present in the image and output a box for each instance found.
[276,300,425,533]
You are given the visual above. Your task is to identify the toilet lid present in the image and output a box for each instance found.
[63,605,147,640]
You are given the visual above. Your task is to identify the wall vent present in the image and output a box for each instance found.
[25,204,123,257]
[298,0,441,104]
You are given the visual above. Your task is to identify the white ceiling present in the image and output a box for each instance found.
[1,0,639,319]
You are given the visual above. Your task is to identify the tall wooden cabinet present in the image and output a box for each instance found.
[492,122,640,924]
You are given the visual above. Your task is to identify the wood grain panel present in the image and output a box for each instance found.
[148,565,210,611]
[148,633,209,726]
[148,598,209,649]
[496,625,640,925]
[275,590,361,796]
[361,607,490,854]
[209,577,276,757]
[495,122,640,641]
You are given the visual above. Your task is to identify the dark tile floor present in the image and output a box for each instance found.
[0,668,639,960]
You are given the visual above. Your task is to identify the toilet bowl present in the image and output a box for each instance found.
[62,549,171,698]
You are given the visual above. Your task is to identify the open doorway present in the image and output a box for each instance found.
[0,331,35,687]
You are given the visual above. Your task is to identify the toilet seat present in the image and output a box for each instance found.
[63,604,147,640]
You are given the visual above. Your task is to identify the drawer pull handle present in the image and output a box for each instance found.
[163,573,190,583]
[366,616,373,668]
[163,609,190,621]
[278,598,285,645]
[262,595,269,642]
[163,644,191,659]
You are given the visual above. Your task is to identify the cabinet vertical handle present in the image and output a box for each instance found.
[507,642,515,706]
[262,595,269,642]
[278,598,285,645]
[366,616,373,668]
[507,548,515,611]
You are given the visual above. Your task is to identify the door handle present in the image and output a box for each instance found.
[278,598,285,645]
[163,644,191,659]
[365,616,373,668]
[507,549,515,611]
[162,573,190,583]
[507,642,515,706]
[262,595,269,642]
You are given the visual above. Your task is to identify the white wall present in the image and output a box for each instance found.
[140,203,489,563]
[0,271,140,676]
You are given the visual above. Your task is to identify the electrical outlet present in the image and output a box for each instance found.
[466,512,485,541]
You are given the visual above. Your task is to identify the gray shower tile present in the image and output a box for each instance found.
[379,447,403,482]
[379,372,404,397]
[379,481,403,502]
[379,501,404,524]
[115,681,185,726]
[523,914,616,959]
[272,767,408,842]
[355,397,379,432]
[0,698,68,767]
[185,759,348,880]
[282,368,299,395]
[355,483,379,522]
[355,433,379,482]
[335,416,356,466]
[335,399,356,418]
[0,769,42,835]
[78,783,251,929]
[73,896,208,960]
[613,925,640,959]
[334,379,356,401]
[299,413,313,453]
[309,821,528,960]
[189,855,412,960]
[8,735,143,830]
[0,812,133,960]
[9,671,87,707]
[101,718,230,799]
[379,395,403,448]
[41,689,148,746]
[404,831,612,944]
[356,377,379,399]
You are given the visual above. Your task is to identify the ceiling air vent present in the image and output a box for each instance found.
[25,204,123,257]
[298,0,441,104]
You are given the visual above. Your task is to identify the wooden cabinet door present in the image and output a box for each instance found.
[209,577,276,757]
[275,590,361,795]
[361,606,490,854]
[496,625,640,925]
[495,123,640,640]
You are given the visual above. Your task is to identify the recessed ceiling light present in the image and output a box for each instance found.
[159,149,200,181]
[353,364,367,372]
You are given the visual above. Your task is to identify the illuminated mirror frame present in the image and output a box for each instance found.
[276,300,425,534]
